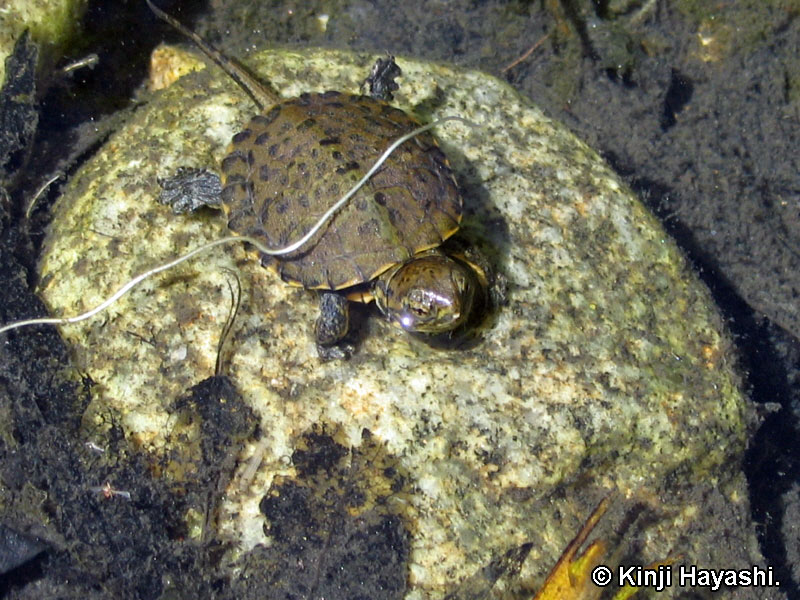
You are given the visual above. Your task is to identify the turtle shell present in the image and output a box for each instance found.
[219,90,462,290]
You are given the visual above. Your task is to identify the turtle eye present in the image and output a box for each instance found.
[407,289,435,316]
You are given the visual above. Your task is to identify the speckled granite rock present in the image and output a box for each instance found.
[0,0,86,84]
[38,47,763,597]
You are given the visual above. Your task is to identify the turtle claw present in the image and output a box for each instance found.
[157,166,222,214]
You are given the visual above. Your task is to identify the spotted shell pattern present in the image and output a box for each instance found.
[220,90,462,290]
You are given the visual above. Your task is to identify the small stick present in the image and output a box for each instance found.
[25,172,63,219]
[146,0,279,110]
[62,53,99,75]
[214,268,241,377]
[501,32,550,73]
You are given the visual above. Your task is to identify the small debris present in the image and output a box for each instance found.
[90,481,132,501]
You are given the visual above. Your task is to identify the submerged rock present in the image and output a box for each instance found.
[38,47,761,597]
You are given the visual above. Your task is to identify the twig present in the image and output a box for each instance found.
[501,32,550,73]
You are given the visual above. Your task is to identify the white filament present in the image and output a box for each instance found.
[0,116,475,334]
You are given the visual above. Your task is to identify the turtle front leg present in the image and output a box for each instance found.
[157,166,223,214]
[315,292,354,360]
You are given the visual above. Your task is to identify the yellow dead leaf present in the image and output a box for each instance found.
[532,496,610,600]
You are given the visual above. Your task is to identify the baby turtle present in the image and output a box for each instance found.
[148,1,497,359]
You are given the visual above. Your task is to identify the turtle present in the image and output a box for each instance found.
[147,0,500,359]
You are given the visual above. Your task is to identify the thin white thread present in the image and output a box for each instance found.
[260,116,471,256]
[0,116,476,334]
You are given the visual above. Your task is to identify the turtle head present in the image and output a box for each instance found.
[374,252,479,334]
